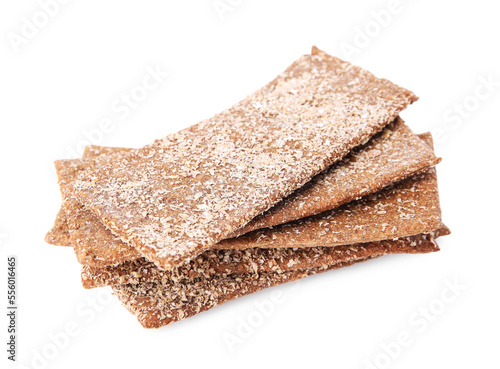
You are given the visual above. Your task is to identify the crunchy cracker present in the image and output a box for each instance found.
[112,224,450,329]
[48,125,436,268]
[66,163,441,265]
[112,260,369,328]
[47,118,438,244]
[69,47,417,270]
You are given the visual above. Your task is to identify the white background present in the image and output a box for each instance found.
[1,1,499,368]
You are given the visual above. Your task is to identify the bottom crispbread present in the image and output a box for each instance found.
[111,228,449,329]
[112,260,367,329]
[83,229,448,289]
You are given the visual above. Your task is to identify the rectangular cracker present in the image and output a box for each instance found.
[66,165,440,265]
[112,260,370,328]
[46,118,438,246]
[113,223,449,329]
[75,152,442,265]
[50,126,437,269]
[82,229,448,289]
[68,47,418,270]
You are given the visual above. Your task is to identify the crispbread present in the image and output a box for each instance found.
[46,117,437,247]
[82,230,446,289]
[115,249,430,328]
[49,125,438,269]
[112,260,369,328]
[111,223,450,328]
[217,132,442,249]
[66,164,441,265]
[106,133,448,328]
[69,47,418,270]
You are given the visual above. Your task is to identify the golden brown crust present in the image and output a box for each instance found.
[69,48,418,270]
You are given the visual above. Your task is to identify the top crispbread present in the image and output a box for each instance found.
[68,47,417,270]
[47,117,438,246]
[53,121,436,268]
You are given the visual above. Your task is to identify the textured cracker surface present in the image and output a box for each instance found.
[46,118,437,247]
[54,158,142,266]
[44,149,134,249]
[112,260,368,328]
[65,165,440,265]
[49,126,435,268]
[69,48,417,269]
[112,224,450,328]
[82,231,443,289]
[217,134,442,249]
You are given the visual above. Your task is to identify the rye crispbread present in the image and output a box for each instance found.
[48,125,438,269]
[47,118,438,245]
[217,133,442,250]
[68,47,418,270]
[112,259,374,328]
[111,224,449,328]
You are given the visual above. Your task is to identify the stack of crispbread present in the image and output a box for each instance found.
[45,47,449,328]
